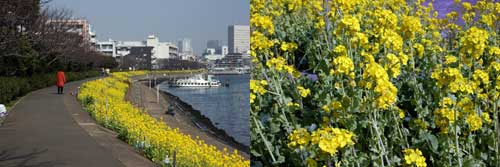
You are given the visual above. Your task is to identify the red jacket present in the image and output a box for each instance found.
[56,71,66,87]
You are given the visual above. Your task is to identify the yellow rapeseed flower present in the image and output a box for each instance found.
[297,86,311,98]
[467,113,483,131]
[402,148,427,167]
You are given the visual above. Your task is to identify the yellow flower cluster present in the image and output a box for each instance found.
[414,43,425,58]
[78,71,249,167]
[311,127,355,155]
[375,9,398,28]
[322,101,342,114]
[432,67,475,94]
[287,102,300,108]
[445,55,457,64]
[434,108,456,133]
[333,45,347,56]
[250,79,268,95]
[401,16,423,39]
[472,69,489,86]
[466,113,483,132]
[266,56,300,77]
[332,56,355,76]
[251,31,276,51]
[363,62,398,109]
[460,27,489,60]
[250,13,275,34]
[288,127,355,157]
[280,42,298,52]
[402,148,427,167]
[385,53,401,78]
[351,32,369,47]
[297,86,311,98]
[287,128,310,149]
[490,47,500,58]
[482,112,492,124]
[339,15,361,34]
[380,30,403,52]
[250,79,268,103]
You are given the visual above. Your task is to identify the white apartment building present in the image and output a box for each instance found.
[228,25,250,54]
[98,35,178,59]
[147,35,178,59]
[96,35,178,69]
[95,39,116,57]
[115,41,146,57]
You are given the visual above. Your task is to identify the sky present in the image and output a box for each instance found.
[47,0,249,55]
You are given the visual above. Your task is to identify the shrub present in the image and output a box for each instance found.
[0,71,99,104]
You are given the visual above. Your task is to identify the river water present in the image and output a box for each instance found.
[158,74,250,146]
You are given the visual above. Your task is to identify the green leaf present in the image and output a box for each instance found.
[463,158,484,167]
[424,133,439,152]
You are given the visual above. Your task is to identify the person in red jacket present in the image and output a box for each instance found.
[56,70,66,94]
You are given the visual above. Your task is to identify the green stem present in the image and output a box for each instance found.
[253,117,277,163]
[454,106,462,167]
[371,110,389,167]
[351,147,361,167]
[495,99,499,164]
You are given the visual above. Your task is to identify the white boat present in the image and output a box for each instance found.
[168,74,221,87]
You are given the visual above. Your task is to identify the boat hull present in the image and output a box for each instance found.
[168,84,221,87]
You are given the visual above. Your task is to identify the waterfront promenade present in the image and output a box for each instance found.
[0,79,155,167]
[127,76,250,159]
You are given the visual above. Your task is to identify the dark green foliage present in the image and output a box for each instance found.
[0,0,117,77]
[0,71,99,104]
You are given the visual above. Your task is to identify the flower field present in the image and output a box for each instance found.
[78,71,249,167]
[250,0,499,166]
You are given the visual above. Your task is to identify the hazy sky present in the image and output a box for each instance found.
[47,0,249,54]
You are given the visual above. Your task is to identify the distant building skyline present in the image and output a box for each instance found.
[207,40,224,55]
[228,25,250,54]
[48,0,249,55]
[178,38,193,54]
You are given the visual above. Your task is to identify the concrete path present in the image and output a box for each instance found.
[0,79,155,167]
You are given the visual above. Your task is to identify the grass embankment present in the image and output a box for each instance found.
[78,70,249,167]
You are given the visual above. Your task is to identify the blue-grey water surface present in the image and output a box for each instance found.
[159,74,250,146]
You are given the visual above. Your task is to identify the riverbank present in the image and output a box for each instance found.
[159,89,249,152]
[125,77,250,159]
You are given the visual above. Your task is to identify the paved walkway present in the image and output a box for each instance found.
[0,79,155,167]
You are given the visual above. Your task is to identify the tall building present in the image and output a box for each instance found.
[178,38,196,60]
[228,25,250,54]
[177,38,192,54]
[207,40,222,54]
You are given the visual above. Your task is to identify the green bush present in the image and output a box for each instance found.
[0,71,100,104]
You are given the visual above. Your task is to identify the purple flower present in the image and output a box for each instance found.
[301,72,318,81]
